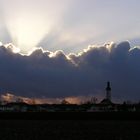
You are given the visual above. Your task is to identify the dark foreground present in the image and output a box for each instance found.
[0,112,140,120]
[0,120,140,140]
[0,112,140,140]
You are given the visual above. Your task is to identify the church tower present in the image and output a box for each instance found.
[106,81,111,101]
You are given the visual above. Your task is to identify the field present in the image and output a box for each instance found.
[0,120,140,140]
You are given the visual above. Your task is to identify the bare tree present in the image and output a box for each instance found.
[91,97,98,104]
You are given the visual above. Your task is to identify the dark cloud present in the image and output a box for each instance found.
[0,41,140,102]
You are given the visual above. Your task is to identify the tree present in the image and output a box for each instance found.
[85,97,98,104]
[16,97,24,103]
[91,97,98,104]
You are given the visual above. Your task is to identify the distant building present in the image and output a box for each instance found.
[106,81,111,101]
[100,81,113,105]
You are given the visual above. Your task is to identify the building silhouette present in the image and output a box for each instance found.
[100,81,113,104]
[106,81,111,101]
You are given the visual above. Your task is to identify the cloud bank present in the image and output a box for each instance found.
[0,41,140,102]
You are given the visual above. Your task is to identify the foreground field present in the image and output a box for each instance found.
[0,120,139,140]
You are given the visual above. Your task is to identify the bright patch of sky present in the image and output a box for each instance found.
[0,0,140,54]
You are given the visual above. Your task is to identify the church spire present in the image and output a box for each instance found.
[106,81,111,101]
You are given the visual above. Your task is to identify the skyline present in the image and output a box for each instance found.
[0,81,135,104]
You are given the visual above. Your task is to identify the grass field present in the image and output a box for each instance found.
[0,120,139,140]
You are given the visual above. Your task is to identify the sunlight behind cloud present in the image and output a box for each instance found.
[0,42,3,46]
[0,0,71,54]
[0,0,140,54]
[6,15,50,53]
[5,43,20,53]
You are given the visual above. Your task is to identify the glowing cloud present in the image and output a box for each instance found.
[5,15,51,53]
[5,43,20,53]
[0,0,140,54]
[0,41,140,103]
[0,42,3,46]
[0,0,72,53]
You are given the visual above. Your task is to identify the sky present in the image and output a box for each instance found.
[0,0,140,103]
[0,0,140,53]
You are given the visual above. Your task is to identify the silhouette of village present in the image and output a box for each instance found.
[0,82,139,112]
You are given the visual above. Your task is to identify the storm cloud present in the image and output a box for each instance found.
[0,41,140,102]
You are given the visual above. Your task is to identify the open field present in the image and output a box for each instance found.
[0,112,139,139]
[0,120,140,140]
[0,112,140,120]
